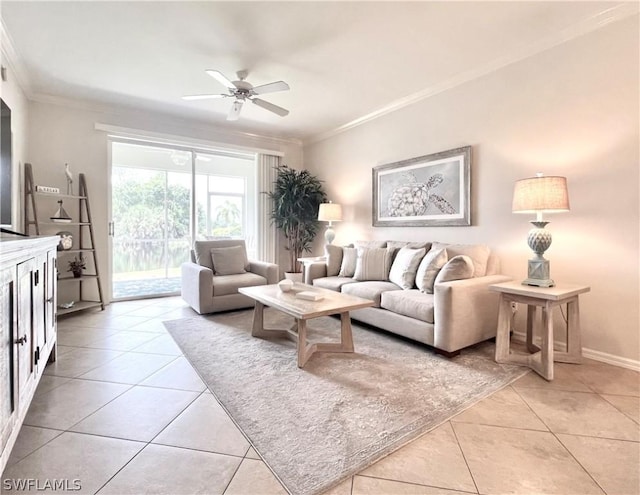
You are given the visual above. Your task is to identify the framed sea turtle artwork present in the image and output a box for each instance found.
[372,146,471,227]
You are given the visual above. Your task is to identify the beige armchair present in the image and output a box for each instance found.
[181,239,278,314]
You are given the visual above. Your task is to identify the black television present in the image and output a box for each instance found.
[1,98,12,227]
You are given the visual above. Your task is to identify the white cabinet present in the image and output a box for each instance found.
[0,235,58,473]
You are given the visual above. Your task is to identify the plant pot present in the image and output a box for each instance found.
[284,272,303,283]
[72,270,82,279]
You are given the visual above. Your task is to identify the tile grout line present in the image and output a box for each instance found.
[448,421,481,495]
[353,473,479,494]
[510,385,609,494]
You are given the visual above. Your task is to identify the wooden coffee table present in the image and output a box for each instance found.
[238,284,374,368]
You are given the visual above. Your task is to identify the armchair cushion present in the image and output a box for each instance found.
[210,245,247,276]
[194,239,250,271]
[212,272,268,297]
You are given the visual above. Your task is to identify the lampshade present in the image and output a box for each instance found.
[512,175,570,213]
[318,203,343,222]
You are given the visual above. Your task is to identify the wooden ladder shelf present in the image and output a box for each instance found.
[24,163,105,315]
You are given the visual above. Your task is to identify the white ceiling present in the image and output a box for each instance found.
[1,1,636,143]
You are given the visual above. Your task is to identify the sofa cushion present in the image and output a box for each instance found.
[212,272,267,296]
[313,276,358,292]
[415,248,448,294]
[325,244,343,277]
[194,240,249,271]
[381,289,435,324]
[435,255,475,284]
[432,242,490,277]
[210,245,247,276]
[388,247,426,289]
[341,281,401,307]
[354,247,394,281]
[355,240,387,249]
[338,247,357,277]
[387,241,432,251]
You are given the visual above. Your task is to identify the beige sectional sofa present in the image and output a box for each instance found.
[305,240,511,356]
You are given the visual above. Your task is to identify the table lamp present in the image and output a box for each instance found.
[512,173,570,287]
[318,201,342,244]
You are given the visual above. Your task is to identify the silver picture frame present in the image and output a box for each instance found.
[372,146,471,227]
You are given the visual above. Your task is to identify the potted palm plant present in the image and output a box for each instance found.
[268,165,327,279]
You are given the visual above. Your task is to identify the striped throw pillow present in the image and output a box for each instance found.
[354,247,394,281]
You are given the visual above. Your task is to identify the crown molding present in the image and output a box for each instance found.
[306,3,639,146]
[28,92,303,148]
[0,18,32,95]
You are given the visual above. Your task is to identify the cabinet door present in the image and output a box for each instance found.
[0,266,16,455]
[16,259,36,409]
[32,254,46,373]
[44,250,57,353]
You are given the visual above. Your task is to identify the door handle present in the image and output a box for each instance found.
[108,222,115,236]
[15,334,28,345]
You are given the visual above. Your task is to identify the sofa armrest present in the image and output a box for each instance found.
[434,274,512,352]
[249,260,279,285]
[304,262,327,285]
[181,262,214,315]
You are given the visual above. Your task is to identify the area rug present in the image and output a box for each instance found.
[164,309,526,495]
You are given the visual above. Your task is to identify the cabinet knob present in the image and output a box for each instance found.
[15,334,28,346]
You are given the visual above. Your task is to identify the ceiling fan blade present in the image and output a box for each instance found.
[181,94,227,101]
[251,81,290,95]
[252,98,289,117]
[227,100,244,121]
[206,69,236,89]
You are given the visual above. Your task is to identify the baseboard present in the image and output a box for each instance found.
[512,331,640,372]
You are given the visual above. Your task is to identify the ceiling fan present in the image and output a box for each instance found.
[182,69,290,121]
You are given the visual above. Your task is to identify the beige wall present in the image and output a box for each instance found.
[26,98,303,302]
[304,18,640,365]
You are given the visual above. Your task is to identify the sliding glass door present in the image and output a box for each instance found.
[110,141,257,300]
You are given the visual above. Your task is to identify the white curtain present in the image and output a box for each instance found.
[256,154,279,264]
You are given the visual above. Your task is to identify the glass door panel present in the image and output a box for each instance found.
[111,142,192,299]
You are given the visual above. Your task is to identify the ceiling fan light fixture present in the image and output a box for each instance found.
[185,69,290,120]
[227,99,243,121]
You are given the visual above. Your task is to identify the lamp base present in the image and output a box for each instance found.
[324,226,336,245]
[522,258,555,288]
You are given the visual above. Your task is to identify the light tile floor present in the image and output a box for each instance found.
[2,296,639,495]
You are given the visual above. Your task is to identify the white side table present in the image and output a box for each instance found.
[490,281,590,381]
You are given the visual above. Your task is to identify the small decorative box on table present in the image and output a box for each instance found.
[490,281,590,381]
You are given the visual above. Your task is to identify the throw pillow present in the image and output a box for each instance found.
[194,240,250,271]
[354,247,394,281]
[431,242,490,277]
[387,240,432,251]
[415,248,448,294]
[434,255,475,284]
[325,244,343,277]
[338,247,357,277]
[388,247,427,290]
[210,246,247,276]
